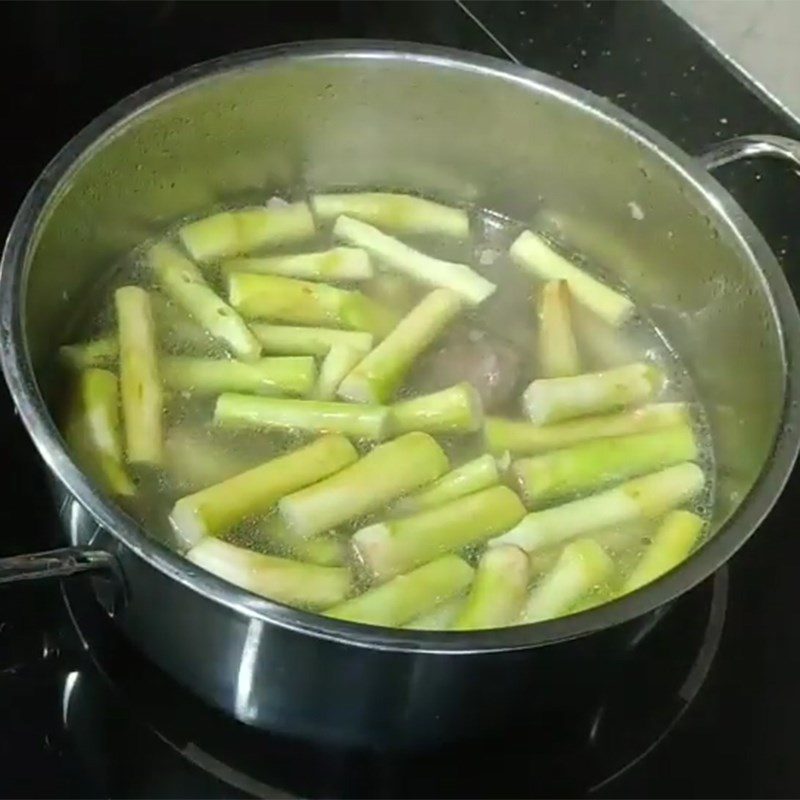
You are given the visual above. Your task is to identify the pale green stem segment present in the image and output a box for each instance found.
[537,280,581,378]
[227,272,396,338]
[222,247,373,282]
[352,485,526,581]
[315,345,364,400]
[170,434,358,547]
[523,538,614,623]
[622,510,704,593]
[484,403,689,456]
[334,215,495,305]
[161,356,317,397]
[164,427,261,493]
[148,243,262,363]
[60,337,118,370]
[115,287,164,466]
[337,288,462,403]
[512,424,698,508]
[214,393,390,441]
[404,596,466,630]
[178,203,315,262]
[250,324,374,357]
[452,545,530,630]
[325,555,474,627]
[255,513,347,567]
[313,192,470,237]
[522,362,664,425]
[510,230,634,326]
[489,462,705,554]
[187,537,350,609]
[279,432,450,539]
[63,368,135,497]
[393,454,500,515]
[389,382,483,435]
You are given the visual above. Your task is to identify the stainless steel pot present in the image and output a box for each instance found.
[1,43,799,749]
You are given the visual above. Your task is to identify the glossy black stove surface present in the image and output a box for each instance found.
[2,2,800,797]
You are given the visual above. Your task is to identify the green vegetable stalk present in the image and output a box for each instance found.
[278,432,449,539]
[63,368,135,496]
[389,382,483,435]
[522,362,664,425]
[334,215,495,305]
[622,510,704,593]
[337,288,462,403]
[315,345,364,400]
[484,402,689,456]
[255,513,347,567]
[148,243,262,363]
[537,280,581,378]
[404,596,466,630]
[512,424,698,508]
[325,555,474,627]
[178,203,315,262]
[214,393,390,440]
[352,485,526,581]
[313,192,470,237]
[393,454,500,515]
[523,538,614,623]
[227,272,396,337]
[170,434,357,547]
[510,230,635,326]
[490,462,705,554]
[60,337,118,370]
[161,356,317,397]
[187,537,351,609]
[250,324,373,357]
[115,286,164,466]
[222,247,373,282]
[451,545,530,630]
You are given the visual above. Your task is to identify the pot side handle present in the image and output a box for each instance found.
[698,134,800,171]
[0,546,118,585]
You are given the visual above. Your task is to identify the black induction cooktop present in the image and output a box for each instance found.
[2,2,800,798]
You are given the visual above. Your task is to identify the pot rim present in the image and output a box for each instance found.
[2,40,799,654]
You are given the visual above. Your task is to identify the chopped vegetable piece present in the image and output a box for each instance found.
[63,368,135,496]
[337,288,462,403]
[187,537,350,609]
[222,247,373,282]
[334,215,495,305]
[484,402,690,456]
[522,362,663,425]
[393,454,500,514]
[170,435,357,547]
[537,280,581,378]
[490,462,704,554]
[352,485,526,581]
[315,345,363,400]
[313,192,469,237]
[214,394,390,441]
[325,555,474,627]
[523,539,614,622]
[390,382,483,435]
[256,513,347,567]
[179,203,315,262]
[161,356,316,397]
[622,510,704,593]
[279,432,449,539]
[250,324,373,357]
[510,230,634,326]
[60,337,118,370]
[512,424,698,508]
[228,272,396,337]
[115,287,163,466]
[452,545,530,630]
[148,243,262,362]
[405,596,466,630]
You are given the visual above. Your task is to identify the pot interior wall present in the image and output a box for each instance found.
[23,53,784,531]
